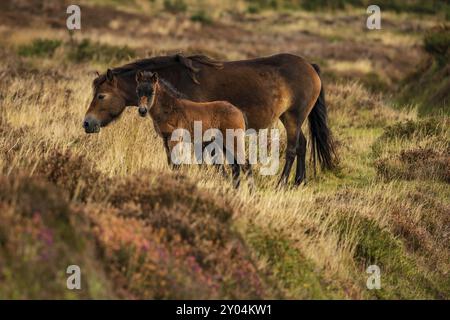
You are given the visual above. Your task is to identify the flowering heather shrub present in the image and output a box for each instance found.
[373,118,450,183]
[0,168,269,298]
[0,175,108,299]
[375,148,450,183]
[36,150,109,202]
[89,210,221,299]
[86,171,269,299]
[377,118,448,142]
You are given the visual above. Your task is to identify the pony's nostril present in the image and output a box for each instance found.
[83,121,89,129]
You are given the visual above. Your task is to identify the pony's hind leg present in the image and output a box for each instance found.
[222,143,241,189]
[237,132,254,190]
[294,130,307,185]
[241,160,255,191]
[234,128,250,189]
[278,112,300,186]
[231,163,241,188]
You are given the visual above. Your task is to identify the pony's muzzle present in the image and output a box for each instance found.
[83,116,100,134]
[138,106,148,117]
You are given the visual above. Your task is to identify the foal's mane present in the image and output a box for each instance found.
[93,54,223,89]
[157,77,187,99]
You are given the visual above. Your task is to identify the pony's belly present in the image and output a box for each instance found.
[244,94,292,130]
[247,114,275,130]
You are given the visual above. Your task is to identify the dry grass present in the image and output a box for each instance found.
[0,0,449,299]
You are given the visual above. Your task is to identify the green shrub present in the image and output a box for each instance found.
[374,148,450,183]
[361,72,389,93]
[163,0,187,13]
[424,26,450,66]
[398,28,450,115]
[18,39,62,58]
[247,4,261,14]
[301,0,357,11]
[246,0,278,11]
[67,39,135,64]
[245,0,449,15]
[190,11,212,24]
[371,118,450,183]
[378,118,446,142]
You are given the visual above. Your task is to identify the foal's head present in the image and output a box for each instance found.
[135,71,158,117]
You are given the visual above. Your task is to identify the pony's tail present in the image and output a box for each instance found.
[308,63,338,174]
[242,112,249,131]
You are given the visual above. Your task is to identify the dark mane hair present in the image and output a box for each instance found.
[157,77,187,99]
[93,54,223,89]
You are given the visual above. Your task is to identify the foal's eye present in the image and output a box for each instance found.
[97,94,105,100]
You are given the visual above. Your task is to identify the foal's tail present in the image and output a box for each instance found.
[308,63,338,174]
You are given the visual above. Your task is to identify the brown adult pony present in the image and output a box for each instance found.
[84,53,337,186]
[135,71,252,188]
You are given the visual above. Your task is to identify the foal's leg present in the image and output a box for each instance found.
[162,134,180,170]
[294,130,307,186]
[278,112,300,186]
[204,140,228,177]
[162,134,172,166]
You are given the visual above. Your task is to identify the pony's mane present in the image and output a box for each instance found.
[93,54,223,89]
[157,77,187,99]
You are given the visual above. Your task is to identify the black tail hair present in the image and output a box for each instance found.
[242,112,249,130]
[308,63,337,174]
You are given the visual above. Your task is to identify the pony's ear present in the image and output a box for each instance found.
[106,69,114,82]
[136,70,144,83]
[151,72,159,83]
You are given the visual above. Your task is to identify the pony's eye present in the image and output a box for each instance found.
[98,94,105,100]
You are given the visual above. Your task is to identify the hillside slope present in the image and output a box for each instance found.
[0,0,449,299]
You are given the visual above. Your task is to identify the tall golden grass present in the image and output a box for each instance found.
[0,0,448,299]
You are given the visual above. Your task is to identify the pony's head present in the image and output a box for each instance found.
[135,71,158,117]
[83,69,128,134]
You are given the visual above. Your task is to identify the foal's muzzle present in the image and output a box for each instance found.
[138,106,148,117]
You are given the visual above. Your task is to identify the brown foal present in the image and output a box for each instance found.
[135,71,253,188]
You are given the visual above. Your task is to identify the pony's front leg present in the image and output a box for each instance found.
[241,160,255,192]
[223,145,241,189]
[236,138,254,191]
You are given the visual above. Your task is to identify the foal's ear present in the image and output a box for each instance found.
[151,72,158,83]
[106,69,115,83]
[136,70,144,83]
